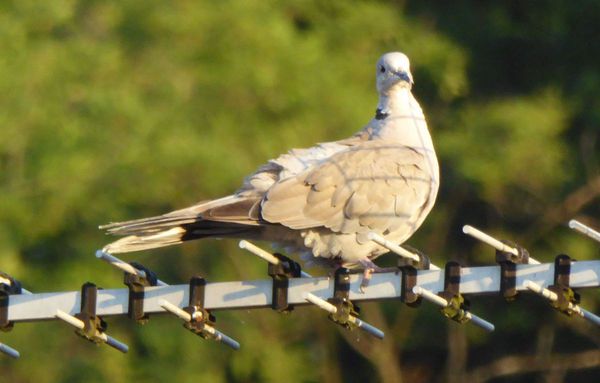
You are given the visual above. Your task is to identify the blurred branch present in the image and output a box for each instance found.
[535,323,564,383]
[391,306,418,345]
[527,174,600,241]
[431,189,470,383]
[466,349,600,383]
[562,316,600,348]
[338,305,403,383]
[317,319,343,383]
[580,127,599,179]
[443,325,467,383]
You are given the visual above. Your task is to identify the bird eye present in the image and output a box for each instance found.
[380,66,386,73]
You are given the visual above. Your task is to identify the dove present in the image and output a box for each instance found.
[101,52,439,281]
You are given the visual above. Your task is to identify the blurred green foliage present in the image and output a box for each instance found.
[0,1,598,382]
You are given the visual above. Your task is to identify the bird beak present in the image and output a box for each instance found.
[394,70,413,85]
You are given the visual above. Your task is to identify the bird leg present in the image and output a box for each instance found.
[359,258,383,293]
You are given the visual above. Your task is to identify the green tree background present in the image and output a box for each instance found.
[1,1,599,382]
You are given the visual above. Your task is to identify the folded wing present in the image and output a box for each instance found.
[261,141,436,239]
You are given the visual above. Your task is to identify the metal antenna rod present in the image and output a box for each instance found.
[159,300,240,350]
[96,250,239,348]
[523,280,600,326]
[368,232,441,270]
[0,342,20,359]
[304,293,385,339]
[95,251,168,286]
[569,220,600,244]
[239,240,312,278]
[54,309,129,353]
[412,286,495,332]
[462,225,541,264]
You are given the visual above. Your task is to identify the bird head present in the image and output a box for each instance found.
[376,52,414,94]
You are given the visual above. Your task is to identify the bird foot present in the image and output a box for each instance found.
[359,259,383,293]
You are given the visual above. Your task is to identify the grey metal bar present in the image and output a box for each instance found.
[3,261,600,323]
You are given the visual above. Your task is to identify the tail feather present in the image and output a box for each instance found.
[101,195,266,253]
[100,214,198,236]
[100,196,241,235]
[102,223,263,254]
[103,227,187,253]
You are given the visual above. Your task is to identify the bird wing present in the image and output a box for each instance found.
[260,141,435,236]
[237,137,364,197]
[101,136,367,238]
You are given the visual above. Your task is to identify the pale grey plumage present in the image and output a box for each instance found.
[101,52,439,269]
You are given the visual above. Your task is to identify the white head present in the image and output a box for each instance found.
[376,52,413,94]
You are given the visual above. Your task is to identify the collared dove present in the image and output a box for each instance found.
[101,52,439,276]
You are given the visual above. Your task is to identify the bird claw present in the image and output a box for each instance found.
[358,259,382,293]
[360,268,374,293]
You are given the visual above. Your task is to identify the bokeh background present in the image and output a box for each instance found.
[1,1,599,382]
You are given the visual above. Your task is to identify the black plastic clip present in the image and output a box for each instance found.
[0,272,22,332]
[548,254,580,316]
[398,246,428,307]
[439,262,470,324]
[74,282,108,344]
[398,246,432,307]
[327,268,360,330]
[268,253,302,313]
[496,241,529,301]
[182,276,216,339]
[399,265,421,307]
[124,262,158,324]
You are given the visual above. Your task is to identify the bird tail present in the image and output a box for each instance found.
[100,195,263,253]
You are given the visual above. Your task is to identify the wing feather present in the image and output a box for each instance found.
[261,142,434,236]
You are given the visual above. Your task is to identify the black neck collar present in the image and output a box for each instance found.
[375,108,389,120]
